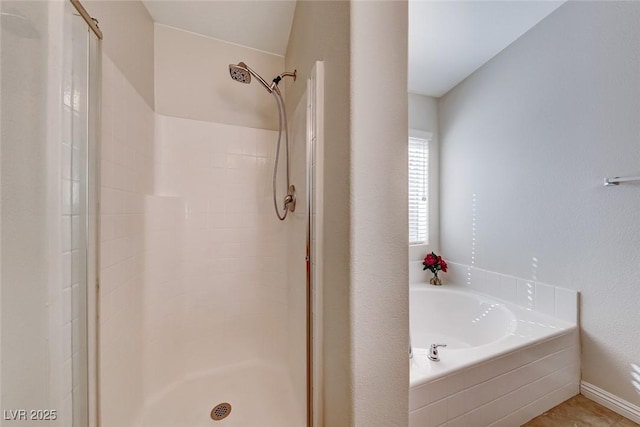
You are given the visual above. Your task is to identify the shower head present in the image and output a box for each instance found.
[229,62,296,95]
[229,62,251,84]
[229,61,275,93]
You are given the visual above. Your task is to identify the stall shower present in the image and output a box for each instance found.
[1,2,325,426]
[99,27,318,427]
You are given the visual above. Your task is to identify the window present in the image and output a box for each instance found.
[409,134,430,245]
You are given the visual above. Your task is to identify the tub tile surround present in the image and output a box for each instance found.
[410,329,580,427]
[409,261,580,426]
[410,260,579,323]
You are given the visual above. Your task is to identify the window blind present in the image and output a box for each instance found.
[409,137,429,245]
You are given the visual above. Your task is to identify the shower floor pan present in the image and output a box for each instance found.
[134,360,304,427]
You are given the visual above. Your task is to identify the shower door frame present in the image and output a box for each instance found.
[86,25,101,427]
[306,60,325,427]
[69,1,102,425]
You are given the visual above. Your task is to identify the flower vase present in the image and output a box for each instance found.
[429,273,442,286]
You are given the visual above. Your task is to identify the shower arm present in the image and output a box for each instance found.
[270,71,298,95]
[279,71,297,81]
[242,64,297,94]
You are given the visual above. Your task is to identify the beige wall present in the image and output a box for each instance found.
[350,2,409,426]
[285,1,352,425]
[154,24,283,130]
[84,0,155,108]
[286,2,410,425]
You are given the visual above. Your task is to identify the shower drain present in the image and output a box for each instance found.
[210,403,232,421]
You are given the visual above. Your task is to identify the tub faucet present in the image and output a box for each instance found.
[428,344,447,362]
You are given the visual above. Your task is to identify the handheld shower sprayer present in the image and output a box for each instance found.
[228,62,297,221]
[229,62,297,94]
[229,62,251,84]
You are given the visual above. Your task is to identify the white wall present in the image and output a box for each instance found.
[154,24,284,130]
[439,1,640,407]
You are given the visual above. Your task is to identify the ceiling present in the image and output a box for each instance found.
[141,0,296,56]
[408,1,565,97]
[142,0,565,97]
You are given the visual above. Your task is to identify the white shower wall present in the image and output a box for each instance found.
[99,54,154,427]
[100,59,300,427]
[98,21,308,426]
[147,24,305,402]
[148,114,291,385]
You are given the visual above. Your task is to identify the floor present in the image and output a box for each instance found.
[523,394,640,427]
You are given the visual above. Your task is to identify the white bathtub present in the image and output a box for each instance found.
[411,287,517,350]
[410,283,580,427]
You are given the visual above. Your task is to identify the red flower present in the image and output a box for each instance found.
[422,251,448,278]
[424,253,438,267]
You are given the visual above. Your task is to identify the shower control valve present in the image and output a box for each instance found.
[284,185,296,213]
